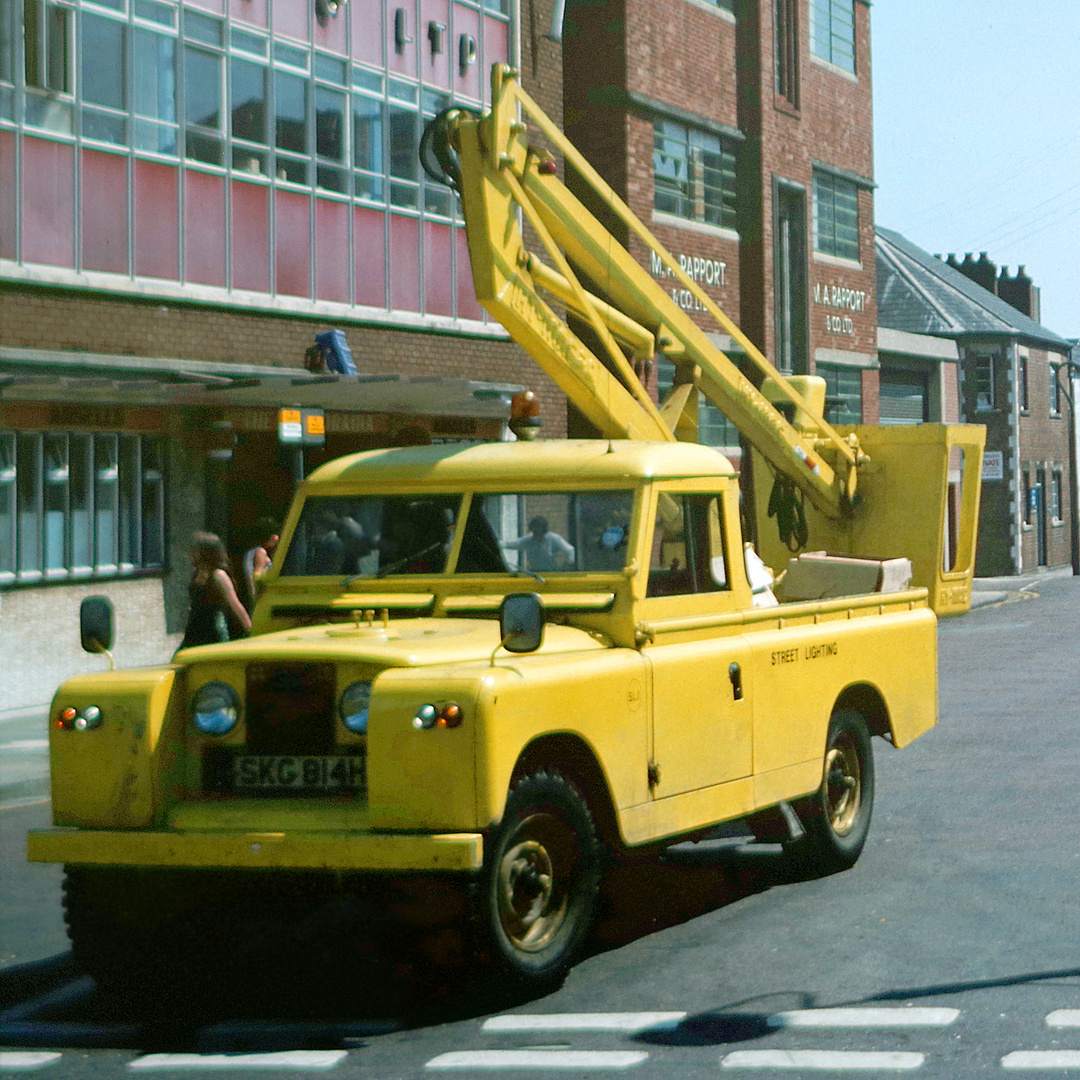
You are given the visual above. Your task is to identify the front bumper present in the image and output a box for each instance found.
[27,826,485,872]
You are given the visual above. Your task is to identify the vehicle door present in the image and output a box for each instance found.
[641,485,752,799]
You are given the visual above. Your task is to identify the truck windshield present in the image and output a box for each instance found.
[460,491,634,574]
[279,490,635,578]
[280,495,460,577]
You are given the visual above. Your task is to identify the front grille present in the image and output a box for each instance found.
[245,662,336,754]
[201,661,367,799]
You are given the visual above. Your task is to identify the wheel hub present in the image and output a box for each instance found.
[496,815,568,952]
[824,743,861,835]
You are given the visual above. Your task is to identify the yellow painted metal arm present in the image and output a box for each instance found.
[444,64,860,518]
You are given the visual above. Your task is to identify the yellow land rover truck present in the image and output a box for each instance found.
[29,65,979,992]
[30,438,937,989]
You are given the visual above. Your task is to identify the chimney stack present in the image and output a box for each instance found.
[997,265,1041,322]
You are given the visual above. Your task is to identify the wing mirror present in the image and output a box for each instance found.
[80,596,115,667]
[497,592,544,656]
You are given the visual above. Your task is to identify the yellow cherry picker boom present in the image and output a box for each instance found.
[421,64,984,614]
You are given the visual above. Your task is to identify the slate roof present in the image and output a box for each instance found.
[875,227,1071,350]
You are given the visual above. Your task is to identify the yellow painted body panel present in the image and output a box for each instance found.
[48,667,182,828]
[33,444,936,883]
[27,825,483,872]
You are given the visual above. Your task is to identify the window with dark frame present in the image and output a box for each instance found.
[809,0,855,74]
[0,431,165,586]
[819,363,863,424]
[1052,468,1063,523]
[654,118,738,231]
[775,0,799,107]
[1018,353,1029,412]
[812,169,859,261]
[1050,364,1061,416]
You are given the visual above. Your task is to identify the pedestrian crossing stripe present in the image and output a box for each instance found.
[483,1013,686,1033]
[127,1051,348,1071]
[426,1050,649,1069]
[721,1049,925,1070]
[767,1007,960,1028]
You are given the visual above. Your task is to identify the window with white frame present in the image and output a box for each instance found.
[812,169,859,260]
[809,0,855,74]
[654,118,738,231]
[9,1,490,211]
[22,0,74,133]
[0,431,164,585]
[972,354,994,411]
[1050,363,1061,416]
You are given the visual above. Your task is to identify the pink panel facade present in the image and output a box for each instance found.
[229,0,267,28]
[455,225,482,321]
[453,4,482,102]
[386,0,419,78]
[80,149,129,275]
[0,130,15,260]
[482,13,509,102]
[21,137,75,268]
[419,0,452,89]
[231,179,271,293]
[313,6,348,55]
[134,159,179,280]
[275,189,312,297]
[274,2,310,41]
[352,0,384,68]
[183,170,226,287]
[354,206,386,307]
[423,221,453,316]
[388,213,420,312]
[315,198,350,303]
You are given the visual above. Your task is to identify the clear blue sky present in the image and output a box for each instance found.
[872,1,1080,339]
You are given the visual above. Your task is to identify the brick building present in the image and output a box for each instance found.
[0,0,566,707]
[876,228,1074,577]
[562,0,881,448]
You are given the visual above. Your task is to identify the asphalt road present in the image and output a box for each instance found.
[3,569,1080,1078]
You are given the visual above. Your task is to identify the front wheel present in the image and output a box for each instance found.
[479,771,600,987]
[790,710,874,875]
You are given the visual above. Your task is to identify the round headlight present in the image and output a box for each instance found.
[339,681,372,734]
[191,681,240,736]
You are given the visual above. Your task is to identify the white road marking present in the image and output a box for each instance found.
[0,1052,62,1071]
[483,1012,686,1033]
[1047,1010,1080,1027]
[127,1051,348,1071]
[1004,1050,1080,1069]
[721,1049,925,1070]
[0,740,48,750]
[425,1050,650,1069]
[767,1007,959,1028]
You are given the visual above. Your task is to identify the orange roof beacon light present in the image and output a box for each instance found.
[509,390,541,441]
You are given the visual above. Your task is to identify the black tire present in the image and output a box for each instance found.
[479,771,601,987]
[63,866,174,998]
[790,710,874,875]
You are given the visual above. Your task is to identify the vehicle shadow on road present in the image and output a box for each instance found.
[0,839,817,1050]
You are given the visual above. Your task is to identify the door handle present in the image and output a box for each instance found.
[728,662,743,701]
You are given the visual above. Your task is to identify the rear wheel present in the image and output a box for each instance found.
[479,771,600,987]
[790,710,874,875]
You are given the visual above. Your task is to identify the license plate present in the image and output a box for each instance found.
[232,755,364,793]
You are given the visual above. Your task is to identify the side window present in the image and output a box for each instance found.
[647,493,728,597]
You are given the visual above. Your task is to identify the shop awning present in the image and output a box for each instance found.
[0,347,522,420]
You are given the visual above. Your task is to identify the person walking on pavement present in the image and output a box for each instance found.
[180,532,251,650]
